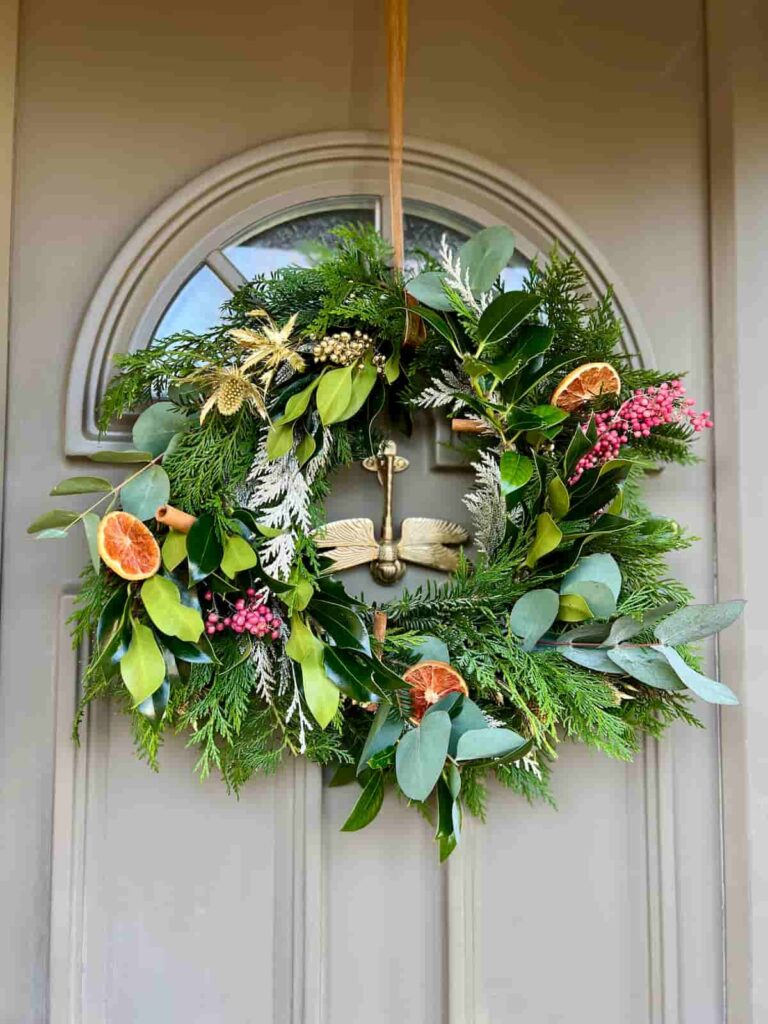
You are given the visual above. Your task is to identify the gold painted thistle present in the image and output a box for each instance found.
[315,440,469,584]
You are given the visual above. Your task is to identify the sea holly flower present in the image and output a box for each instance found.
[196,365,268,424]
[569,380,713,483]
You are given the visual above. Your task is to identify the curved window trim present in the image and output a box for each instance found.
[66,131,654,454]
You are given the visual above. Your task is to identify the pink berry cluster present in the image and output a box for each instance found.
[203,586,283,641]
[569,379,713,484]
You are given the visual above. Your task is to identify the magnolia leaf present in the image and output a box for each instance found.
[309,598,370,655]
[27,509,80,534]
[88,449,153,463]
[510,589,560,652]
[50,475,111,496]
[281,377,319,423]
[655,645,739,705]
[477,290,540,345]
[561,553,622,601]
[558,593,594,622]
[286,615,339,727]
[458,225,517,293]
[653,600,745,646]
[162,633,212,664]
[140,575,204,642]
[161,529,187,572]
[120,620,166,706]
[606,645,685,689]
[525,512,562,568]
[455,727,528,762]
[186,513,223,582]
[560,645,624,674]
[266,421,295,460]
[323,647,375,703]
[82,513,101,573]
[120,465,170,521]
[132,401,192,457]
[487,326,554,381]
[395,711,451,802]
[358,702,403,774]
[339,356,377,422]
[136,679,170,722]
[295,432,316,467]
[316,365,354,425]
[547,475,570,520]
[499,451,533,496]
[220,534,258,578]
[405,271,453,311]
[384,350,400,383]
[341,773,385,832]
[561,580,616,619]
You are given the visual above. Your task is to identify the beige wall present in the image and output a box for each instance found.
[3,0,766,1019]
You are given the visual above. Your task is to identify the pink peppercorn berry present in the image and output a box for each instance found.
[202,586,284,642]
[569,380,713,484]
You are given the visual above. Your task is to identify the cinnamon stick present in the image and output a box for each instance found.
[451,418,488,434]
[155,504,197,534]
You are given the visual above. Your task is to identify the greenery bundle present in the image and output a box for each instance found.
[29,225,742,859]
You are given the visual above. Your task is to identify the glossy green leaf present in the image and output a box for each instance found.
[141,575,204,642]
[340,773,385,832]
[96,585,130,654]
[82,513,101,573]
[322,646,374,703]
[309,598,371,654]
[564,416,597,476]
[409,305,458,346]
[27,509,80,534]
[358,701,404,774]
[295,432,316,467]
[339,356,377,422]
[316,365,354,426]
[161,529,187,572]
[606,645,685,689]
[88,449,153,463]
[50,475,111,496]
[186,513,223,582]
[653,600,745,646]
[477,290,540,345]
[655,645,739,704]
[486,325,554,381]
[561,553,622,600]
[266,421,295,460]
[510,589,560,652]
[286,615,339,727]
[162,633,212,664]
[132,401,191,457]
[220,534,258,578]
[120,620,166,706]
[405,270,453,311]
[499,451,533,496]
[281,377,319,423]
[328,763,358,787]
[547,475,570,520]
[524,512,562,568]
[557,593,594,622]
[455,727,528,762]
[383,350,400,383]
[120,465,170,521]
[395,711,451,802]
[136,679,170,723]
[458,225,517,293]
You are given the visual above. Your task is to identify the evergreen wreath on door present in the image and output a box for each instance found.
[29,223,743,859]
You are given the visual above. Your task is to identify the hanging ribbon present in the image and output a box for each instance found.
[386,0,407,270]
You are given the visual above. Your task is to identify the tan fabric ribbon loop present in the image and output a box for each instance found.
[387,0,408,271]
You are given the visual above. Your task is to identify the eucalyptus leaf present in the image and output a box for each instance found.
[120,620,167,706]
[316,365,354,425]
[186,513,223,582]
[560,645,624,674]
[88,450,153,463]
[50,475,111,496]
[220,534,258,578]
[447,698,489,757]
[140,575,204,642]
[405,271,453,311]
[605,614,644,645]
[407,635,450,664]
[606,645,685,690]
[358,701,403,774]
[395,711,451,802]
[524,512,562,568]
[120,465,170,521]
[132,402,192,457]
[455,727,528,763]
[561,553,622,600]
[655,645,739,705]
[653,600,745,646]
[27,509,80,534]
[510,589,560,652]
[82,513,101,573]
[341,773,385,832]
[458,225,517,293]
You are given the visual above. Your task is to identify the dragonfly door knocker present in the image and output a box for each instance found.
[315,440,470,584]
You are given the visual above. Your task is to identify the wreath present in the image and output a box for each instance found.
[30,225,742,859]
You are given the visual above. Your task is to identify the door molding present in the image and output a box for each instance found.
[64,130,655,454]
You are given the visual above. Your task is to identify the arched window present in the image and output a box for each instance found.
[66,132,651,454]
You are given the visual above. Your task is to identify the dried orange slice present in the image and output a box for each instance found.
[403,660,469,722]
[551,362,621,412]
[97,511,161,580]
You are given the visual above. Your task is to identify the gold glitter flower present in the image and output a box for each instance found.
[230,311,305,386]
